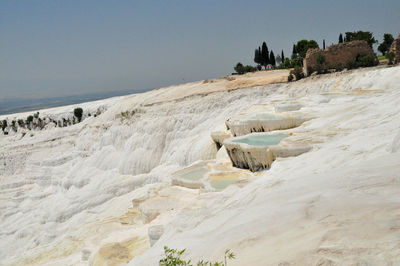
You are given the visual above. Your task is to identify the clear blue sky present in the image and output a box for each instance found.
[1,0,399,99]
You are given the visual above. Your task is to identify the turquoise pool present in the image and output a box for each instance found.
[233,134,288,146]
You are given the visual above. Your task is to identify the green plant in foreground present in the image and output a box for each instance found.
[160,246,235,266]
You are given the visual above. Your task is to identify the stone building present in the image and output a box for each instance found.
[389,34,400,64]
[303,40,375,76]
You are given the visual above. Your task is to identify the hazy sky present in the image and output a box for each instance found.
[1,0,399,99]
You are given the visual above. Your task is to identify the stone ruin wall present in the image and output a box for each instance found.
[389,34,400,64]
[303,40,375,76]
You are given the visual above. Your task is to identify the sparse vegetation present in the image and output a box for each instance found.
[346,54,378,70]
[316,54,327,74]
[27,115,34,123]
[289,66,304,81]
[344,31,377,48]
[159,246,235,266]
[1,120,7,131]
[233,62,257,75]
[74,107,83,122]
[378,33,394,56]
[386,52,395,65]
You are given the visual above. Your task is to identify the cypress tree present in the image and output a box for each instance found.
[281,50,285,62]
[270,50,276,67]
[323,39,326,50]
[254,48,262,65]
[292,44,297,57]
[261,42,269,69]
[339,33,343,43]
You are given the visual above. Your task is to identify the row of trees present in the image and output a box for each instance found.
[338,31,395,56]
[233,30,396,75]
[1,107,86,135]
[253,42,279,69]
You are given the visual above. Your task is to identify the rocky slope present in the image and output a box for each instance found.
[1,67,399,265]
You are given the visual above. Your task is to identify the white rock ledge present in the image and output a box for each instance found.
[224,133,311,172]
[211,130,233,149]
[226,112,307,137]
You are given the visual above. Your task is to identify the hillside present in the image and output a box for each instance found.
[1,66,400,265]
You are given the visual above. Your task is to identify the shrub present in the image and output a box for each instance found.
[356,54,377,67]
[333,62,344,72]
[1,120,7,131]
[18,119,25,127]
[290,66,304,81]
[347,54,378,70]
[159,246,235,266]
[386,52,395,65]
[288,74,294,82]
[316,54,327,74]
[234,62,257,75]
[234,62,245,74]
[34,112,39,119]
[74,107,83,122]
[27,115,34,123]
[346,59,357,70]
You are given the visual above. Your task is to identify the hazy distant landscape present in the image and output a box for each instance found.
[0,88,149,115]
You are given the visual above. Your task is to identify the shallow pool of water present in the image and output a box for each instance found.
[210,177,238,190]
[175,167,208,181]
[232,134,288,146]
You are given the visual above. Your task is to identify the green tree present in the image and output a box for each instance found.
[295,39,319,59]
[281,50,285,62]
[378,33,394,55]
[323,39,326,50]
[344,31,377,48]
[253,47,262,66]
[74,107,83,122]
[234,62,244,74]
[261,42,269,69]
[291,44,297,59]
[339,33,343,43]
[269,50,276,66]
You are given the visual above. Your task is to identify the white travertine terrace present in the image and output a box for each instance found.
[224,133,311,171]
[1,67,400,265]
[226,111,308,137]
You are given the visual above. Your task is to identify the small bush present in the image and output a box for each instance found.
[290,66,304,81]
[234,62,257,75]
[288,74,294,82]
[357,54,377,67]
[386,52,395,65]
[333,62,344,72]
[27,115,34,123]
[159,246,235,266]
[74,107,83,122]
[346,59,358,70]
[1,120,7,131]
[316,54,327,74]
[34,112,39,119]
[347,54,378,70]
